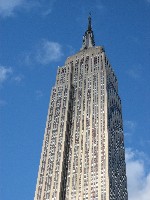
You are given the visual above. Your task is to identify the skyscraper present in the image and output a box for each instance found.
[34,16,128,200]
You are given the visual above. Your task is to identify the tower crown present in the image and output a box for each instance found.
[81,14,95,50]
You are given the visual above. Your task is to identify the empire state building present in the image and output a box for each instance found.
[34,16,128,200]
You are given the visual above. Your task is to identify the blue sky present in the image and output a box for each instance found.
[0,0,150,200]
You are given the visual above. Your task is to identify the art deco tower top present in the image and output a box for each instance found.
[81,14,95,50]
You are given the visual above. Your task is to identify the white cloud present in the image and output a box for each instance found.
[0,0,25,17]
[126,65,142,79]
[0,0,56,18]
[26,40,63,65]
[124,120,136,136]
[12,75,23,82]
[0,65,23,86]
[0,65,12,83]
[42,8,52,16]
[126,148,150,200]
[36,40,63,64]
[124,120,136,130]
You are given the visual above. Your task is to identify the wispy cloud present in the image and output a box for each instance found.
[127,69,140,79]
[0,99,7,107]
[35,90,43,100]
[42,8,52,16]
[12,75,23,82]
[146,0,150,4]
[25,40,63,65]
[0,0,56,18]
[66,45,76,56]
[0,65,23,86]
[126,65,142,79]
[36,40,63,64]
[95,1,105,11]
[0,65,12,84]
[124,120,136,136]
[0,0,25,18]
[126,148,150,200]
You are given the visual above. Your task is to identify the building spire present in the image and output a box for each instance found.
[81,13,95,50]
[88,12,92,31]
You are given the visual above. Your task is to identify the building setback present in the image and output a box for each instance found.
[34,16,128,200]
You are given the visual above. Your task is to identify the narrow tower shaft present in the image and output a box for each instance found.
[34,17,128,200]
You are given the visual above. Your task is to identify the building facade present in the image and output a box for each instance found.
[34,16,128,200]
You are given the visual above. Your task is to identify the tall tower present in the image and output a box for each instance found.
[34,16,128,200]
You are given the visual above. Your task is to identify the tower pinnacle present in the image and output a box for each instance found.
[88,13,92,31]
[81,14,95,50]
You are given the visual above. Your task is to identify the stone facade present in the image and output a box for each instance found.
[34,17,128,200]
